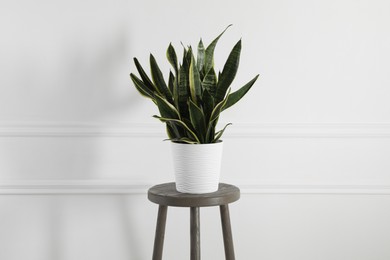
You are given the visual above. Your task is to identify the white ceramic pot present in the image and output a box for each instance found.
[171,141,224,194]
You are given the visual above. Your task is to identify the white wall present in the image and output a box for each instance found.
[1,0,390,259]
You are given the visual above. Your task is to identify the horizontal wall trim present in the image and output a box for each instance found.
[1,122,390,138]
[1,180,390,195]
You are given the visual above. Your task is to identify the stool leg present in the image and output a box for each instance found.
[220,205,235,260]
[152,205,168,260]
[190,207,200,260]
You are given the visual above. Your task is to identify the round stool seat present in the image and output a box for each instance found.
[148,182,240,207]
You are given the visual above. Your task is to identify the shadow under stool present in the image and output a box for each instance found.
[148,182,240,260]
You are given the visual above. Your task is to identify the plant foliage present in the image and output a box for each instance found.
[130,25,259,144]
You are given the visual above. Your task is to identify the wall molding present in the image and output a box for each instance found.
[1,122,390,138]
[0,122,164,138]
[1,180,390,195]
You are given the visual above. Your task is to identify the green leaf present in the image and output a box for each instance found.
[178,65,190,118]
[202,67,217,96]
[130,73,155,100]
[178,46,192,118]
[154,94,180,119]
[181,45,188,67]
[182,117,197,133]
[206,124,215,143]
[201,88,214,124]
[150,54,173,103]
[206,88,231,140]
[215,39,241,103]
[170,137,199,144]
[167,43,178,75]
[165,122,176,139]
[188,100,207,143]
[209,88,231,124]
[168,71,175,96]
[213,123,232,142]
[167,121,186,139]
[185,47,193,67]
[197,39,205,79]
[153,115,200,143]
[204,24,232,74]
[133,58,156,92]
[181,45,193,69]
[172,72,179,109]
[223,74,259,111]
[189,54,202,104]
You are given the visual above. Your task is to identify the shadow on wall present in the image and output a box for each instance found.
[2,24,143,179]
[45,196,147,260]
[59,27,142,123]
[0,19,148,260]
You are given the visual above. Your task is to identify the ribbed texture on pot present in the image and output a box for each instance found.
[171,141,223,194]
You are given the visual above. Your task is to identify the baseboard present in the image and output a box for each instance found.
[1,180,389,195]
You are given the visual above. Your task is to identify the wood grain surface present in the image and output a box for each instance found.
[148,182,240,207]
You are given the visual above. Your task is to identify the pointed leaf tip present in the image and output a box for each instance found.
[203,25,233,74]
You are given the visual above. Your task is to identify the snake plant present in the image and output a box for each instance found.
[130,25,259,144]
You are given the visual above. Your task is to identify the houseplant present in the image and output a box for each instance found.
[130,25,259,193]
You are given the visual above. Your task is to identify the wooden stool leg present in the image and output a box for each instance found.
[220,205,235,260]
[152,205,168,260]
[190,207,200,260]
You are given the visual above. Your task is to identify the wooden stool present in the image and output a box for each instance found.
[148,182,240,260]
